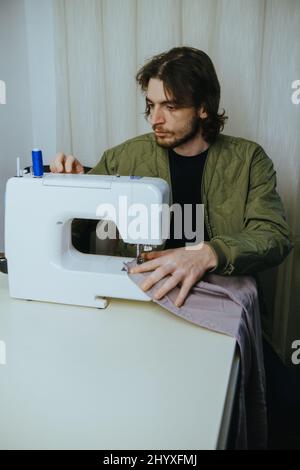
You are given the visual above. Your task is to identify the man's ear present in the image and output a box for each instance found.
[198,106,208,119]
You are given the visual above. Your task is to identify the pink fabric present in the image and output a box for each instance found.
[125,260,267,450]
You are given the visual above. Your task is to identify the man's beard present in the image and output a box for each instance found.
[153,114,202,149]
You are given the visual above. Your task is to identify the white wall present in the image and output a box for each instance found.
[0,0,56,251]
[0,0,32,251]
[24,0,56,159]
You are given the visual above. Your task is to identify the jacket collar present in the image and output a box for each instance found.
[152,132,225,202]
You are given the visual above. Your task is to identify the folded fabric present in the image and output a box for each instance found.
[125,260,267,450]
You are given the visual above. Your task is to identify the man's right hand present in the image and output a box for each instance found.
[49,153,84,174]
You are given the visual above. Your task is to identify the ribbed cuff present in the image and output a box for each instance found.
[206,239,229,273]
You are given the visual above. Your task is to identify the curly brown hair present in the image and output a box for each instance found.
[136,47,227,144]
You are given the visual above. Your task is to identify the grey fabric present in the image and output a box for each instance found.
[125,260,267,450]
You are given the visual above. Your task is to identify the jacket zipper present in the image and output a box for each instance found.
[201,149,213,240]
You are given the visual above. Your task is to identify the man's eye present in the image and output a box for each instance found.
[167,105,176,111]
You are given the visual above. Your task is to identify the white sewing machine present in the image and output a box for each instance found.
[5,173,170,308]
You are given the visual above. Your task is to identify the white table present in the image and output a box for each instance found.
[0,273,238,450]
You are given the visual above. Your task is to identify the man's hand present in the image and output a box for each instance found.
[49,152,84,174]
[129,243,217,308]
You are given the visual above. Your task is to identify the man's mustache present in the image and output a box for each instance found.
[153,126,169,132]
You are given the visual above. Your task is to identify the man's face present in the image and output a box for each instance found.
[146,78,206,149]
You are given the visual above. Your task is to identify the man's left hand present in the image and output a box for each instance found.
[129,243,217,308]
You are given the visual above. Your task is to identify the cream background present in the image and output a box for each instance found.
[0,0,299,364]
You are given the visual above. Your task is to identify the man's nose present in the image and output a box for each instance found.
[150,106,165,125]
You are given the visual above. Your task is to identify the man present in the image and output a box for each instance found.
[50,47,293,308]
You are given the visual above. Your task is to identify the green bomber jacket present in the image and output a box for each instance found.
[88,132,294,275]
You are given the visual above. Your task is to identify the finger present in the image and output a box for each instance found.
[49,162,57,173]
[140,265,172,292]
[129,257,163,274]
[143,249,173,261]
[50,152,65,173]
[153,273,182,300]
[65,155,75,173]
[174,277,194,308]
[74,159,84,174]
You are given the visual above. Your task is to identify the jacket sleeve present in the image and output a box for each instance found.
[208,146,294,275]
[87,149,115,175]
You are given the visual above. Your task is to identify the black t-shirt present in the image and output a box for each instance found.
[165,147,209,249]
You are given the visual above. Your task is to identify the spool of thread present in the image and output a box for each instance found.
[32,149,44,177]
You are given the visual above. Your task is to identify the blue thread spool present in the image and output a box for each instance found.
[32,149,44,177]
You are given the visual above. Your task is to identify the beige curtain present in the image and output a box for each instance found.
[53,0,300,366]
